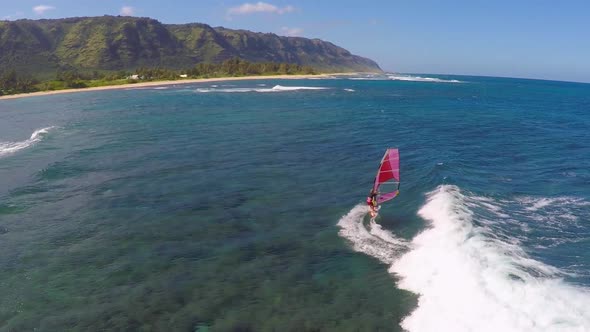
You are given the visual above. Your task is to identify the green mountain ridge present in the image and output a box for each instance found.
[0,16,382,77]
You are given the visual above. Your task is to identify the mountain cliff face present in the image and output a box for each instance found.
[0,16,381,76]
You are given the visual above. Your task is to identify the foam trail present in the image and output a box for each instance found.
[390,185,590,332]
[0,127,55,157]
[337,204,409,264]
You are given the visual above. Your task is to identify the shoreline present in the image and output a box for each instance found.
[0,73,353,101]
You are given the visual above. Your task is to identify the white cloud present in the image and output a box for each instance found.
[120,6,134,16]
[281,26,303,37]
[33,5,55,15]
[227,2,295,17]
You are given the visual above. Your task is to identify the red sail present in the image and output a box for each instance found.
[372,148,400,204]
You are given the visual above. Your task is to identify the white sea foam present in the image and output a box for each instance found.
[0,127,55,157]
[265,85,327,92]
[517,196,590,212]
[389,185,590,332]
[337,185,590,331]
[347,74,462,83]
[195,85,328,93]
[337,204,409,264]
[344,88,355,92]
[387,74,463,83]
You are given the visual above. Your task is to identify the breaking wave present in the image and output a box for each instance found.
[338,185,590,332]
[347,74,463,83]
[0,127,55,157]
[387,74,463,83]
[195,85,328,93]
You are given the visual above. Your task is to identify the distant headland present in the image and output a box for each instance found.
[0,15,381,96]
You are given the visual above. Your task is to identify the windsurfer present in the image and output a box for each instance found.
[367,189,378,217]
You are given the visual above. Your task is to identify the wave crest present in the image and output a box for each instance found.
[196,85,327,93]
[390,185,590,332]
[387,74,463,83]
[0,127,55,157]
[347,74,463,83]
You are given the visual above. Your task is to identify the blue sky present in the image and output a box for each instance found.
[2,0,590,83]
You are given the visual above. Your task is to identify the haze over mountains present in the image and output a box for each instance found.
[0,16,382,77]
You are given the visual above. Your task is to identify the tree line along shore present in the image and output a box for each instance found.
[0,58,317,96]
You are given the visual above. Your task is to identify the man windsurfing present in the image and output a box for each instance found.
[366,189,379,218]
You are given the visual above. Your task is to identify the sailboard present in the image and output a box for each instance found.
[368,148,400,217]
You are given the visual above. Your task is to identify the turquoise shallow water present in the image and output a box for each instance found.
[1,75,590,331]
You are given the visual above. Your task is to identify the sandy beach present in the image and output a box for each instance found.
[0,73,351,101]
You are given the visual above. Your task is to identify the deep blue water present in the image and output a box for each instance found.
[1,74,590,331]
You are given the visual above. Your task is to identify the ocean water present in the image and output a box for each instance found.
[1,74,590,331]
